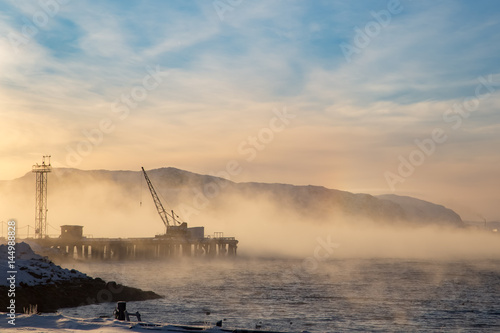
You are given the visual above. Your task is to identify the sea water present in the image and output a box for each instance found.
[59,258,500,332]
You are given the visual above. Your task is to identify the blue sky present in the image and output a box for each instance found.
[1,0,500,220]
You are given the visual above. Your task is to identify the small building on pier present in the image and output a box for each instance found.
[60,225,84,240]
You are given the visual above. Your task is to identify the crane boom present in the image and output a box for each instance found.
[141,167,170,231]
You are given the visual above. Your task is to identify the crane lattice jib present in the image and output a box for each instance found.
[141,167,170,229]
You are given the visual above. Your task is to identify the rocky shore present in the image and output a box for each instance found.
[0,243,161,313]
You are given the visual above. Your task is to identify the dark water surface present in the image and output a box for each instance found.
[60,258,500,332]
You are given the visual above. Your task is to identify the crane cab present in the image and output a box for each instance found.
[166,222,188,239]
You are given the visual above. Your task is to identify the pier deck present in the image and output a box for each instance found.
[28,236,238,260]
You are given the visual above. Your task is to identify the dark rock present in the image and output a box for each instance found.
[0,277,161,313]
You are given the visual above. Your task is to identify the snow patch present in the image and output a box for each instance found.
[0,242,88,286]
[0,313,134,332]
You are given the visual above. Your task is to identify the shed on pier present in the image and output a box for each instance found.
[60,225,83,240]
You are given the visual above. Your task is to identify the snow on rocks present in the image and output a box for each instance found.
[0,242,88,287]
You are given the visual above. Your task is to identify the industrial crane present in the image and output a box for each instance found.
[141,167,186,237]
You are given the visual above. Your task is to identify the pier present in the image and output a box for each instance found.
[28,225,238,261]
[20,163,239,261]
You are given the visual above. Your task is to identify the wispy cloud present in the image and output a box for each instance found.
[1,0,499,220]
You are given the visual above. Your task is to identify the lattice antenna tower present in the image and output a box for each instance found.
[32,155,51,239]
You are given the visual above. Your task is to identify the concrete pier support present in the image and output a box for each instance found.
[94,245,104,260]
[208,242,216,257]
[76,245,83,259]
[219,243,227,256]
[228,244,237,256]
[182,243,192,256]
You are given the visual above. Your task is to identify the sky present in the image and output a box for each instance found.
[1,0,499,221]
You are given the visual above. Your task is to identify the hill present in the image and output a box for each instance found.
[0,167,463,238]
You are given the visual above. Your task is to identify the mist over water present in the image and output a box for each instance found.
[201,199,500,260]
[56,190,500,331]
[50,181,500,330]
[62,257,500,332]
[2,168,500,260]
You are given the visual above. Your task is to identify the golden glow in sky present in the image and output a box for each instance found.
[1,0,499,221]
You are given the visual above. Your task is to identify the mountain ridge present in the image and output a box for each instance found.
[1,167,464,230]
